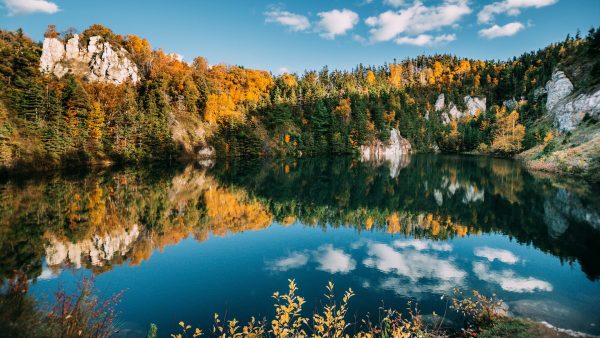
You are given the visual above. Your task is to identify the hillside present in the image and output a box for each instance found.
[0,24,599,180]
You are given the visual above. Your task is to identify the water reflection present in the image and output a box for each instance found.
[1,155,599,284]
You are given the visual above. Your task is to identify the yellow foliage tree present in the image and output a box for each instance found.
[491,108,526,154]
[334,98,352,120]
[204,93,242,124]
[389,64,403,88]
[87,101,105,147]
[366,70,376,86]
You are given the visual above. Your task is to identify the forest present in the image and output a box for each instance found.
[0,24,599,170]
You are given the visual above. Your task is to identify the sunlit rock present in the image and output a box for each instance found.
[546,70,574,112]
[545,70,600,132]
[360,128,412,177]
[40,37,64,73]
[434,93,445,111]
[464,96,486,117]
[40,34,139,84]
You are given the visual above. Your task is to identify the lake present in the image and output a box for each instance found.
[1,154,599,336]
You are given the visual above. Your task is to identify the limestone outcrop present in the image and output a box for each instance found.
[40,34,139,84]
[545,70,600,132]
[436,94,486,124]
[434,93,445,111]
[361,129,412,178]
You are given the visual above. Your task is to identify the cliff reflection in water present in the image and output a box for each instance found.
[1,154,599,284]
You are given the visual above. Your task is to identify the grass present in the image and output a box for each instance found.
[518,121,600,183]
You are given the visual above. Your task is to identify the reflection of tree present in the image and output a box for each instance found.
[490,159,524,204]
[1,155,599,282]
[0,164,273,281]
[210,155,600,280]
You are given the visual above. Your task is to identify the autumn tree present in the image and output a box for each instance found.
[491,107,525,154]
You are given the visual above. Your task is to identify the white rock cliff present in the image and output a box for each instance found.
[40,34,139,84]
[361,128,411,161]
[545,70,600,132]
[437,94,486,124]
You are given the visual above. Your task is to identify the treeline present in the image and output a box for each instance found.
[1,24,599,170]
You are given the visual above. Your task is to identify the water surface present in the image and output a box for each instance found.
[1,155,599,336]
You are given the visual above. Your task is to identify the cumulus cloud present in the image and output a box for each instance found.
[383,0,405,7]
[395,33,456,46]
[314,245,356,274]
[478,0,558,24]
[2,0,59,16]
[365,0,471,43]
[265,7,311,32]
[479,22,525,38]
[474,247,519,264]
[268,252,309,271]
[364,243,465,282]
[393,239,453,251]
[473,262,553,293]
[317,9,359,39]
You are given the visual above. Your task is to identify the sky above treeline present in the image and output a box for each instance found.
[0,0,598,73]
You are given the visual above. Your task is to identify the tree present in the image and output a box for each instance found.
[86,101,104,148]
[204,93,241,125]
[491,107,525,154]
[44,25,59,39]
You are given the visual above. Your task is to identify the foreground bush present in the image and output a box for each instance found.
[168,280,510,338]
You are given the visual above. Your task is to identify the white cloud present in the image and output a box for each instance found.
[383,0,405,7]
[395,33,456,46]
[474,247,519,264]
[317,9,359,39]
[365,0,471,43]
[265,8,311,32]
[314,245,356,274]
[3,0,59,16]
[478,0,558,24]
[393,239,453,251]
[473,262,553,293]
[363,242,465,295]
[479,22,525,38]
[268,252,309,271]
[364,243,465,281]
[277,67,290,75]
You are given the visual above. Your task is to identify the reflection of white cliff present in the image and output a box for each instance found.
[544,189,600,238]
[361,129,412,178]
[437,176,484,206]
[45,224,140,268]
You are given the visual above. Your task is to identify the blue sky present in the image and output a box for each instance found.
[0,0,598,73]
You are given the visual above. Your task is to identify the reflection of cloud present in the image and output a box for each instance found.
[314,245,356,274]
[394,239,452,252]
[378,276,458,295]
[37,266,61,280]
[474,247,519,264]
[268,252,309,271]
[364,243,464,280]
[473,262,552,293]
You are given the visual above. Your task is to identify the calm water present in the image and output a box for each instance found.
[1,155,599,336]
